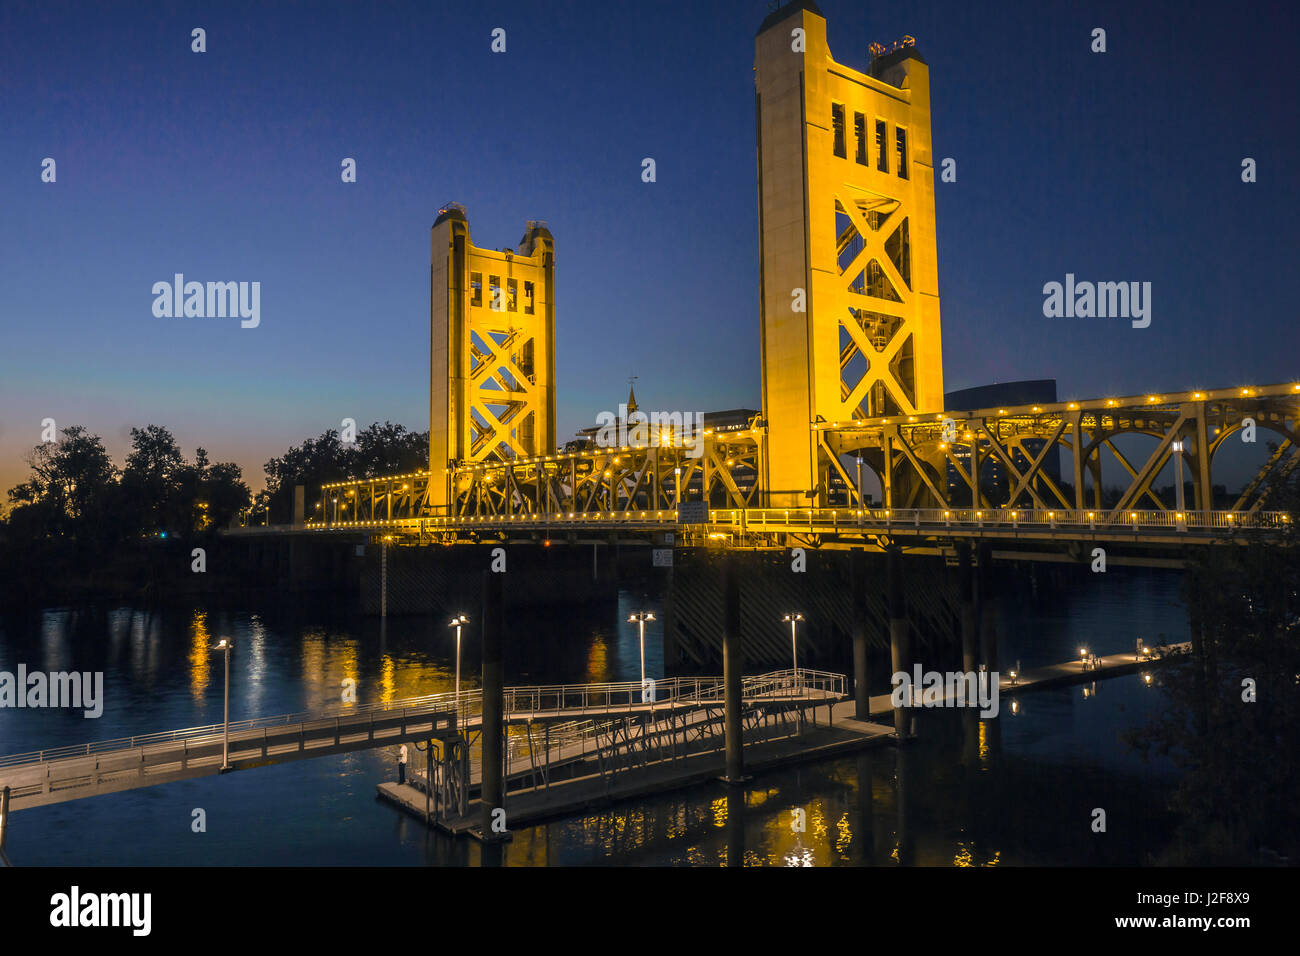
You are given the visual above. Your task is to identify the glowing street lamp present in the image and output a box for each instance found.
[782,613,804,687]
[628,612,656,689]
[1171,439,1187,526]
[448,614,468,713]
[212,638,234,771]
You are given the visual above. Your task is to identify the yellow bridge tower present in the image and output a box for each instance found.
[756,1,944,507]
[429,205,557,511]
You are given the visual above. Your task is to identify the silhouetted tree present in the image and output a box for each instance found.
[263,422,427,522]
[7,426,118,537]
[1127,456,1300,863]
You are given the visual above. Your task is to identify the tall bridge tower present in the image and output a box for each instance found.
[429,205,557,511]
[755,1,944,507]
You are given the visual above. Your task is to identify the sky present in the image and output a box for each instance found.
[1,0,1297,495]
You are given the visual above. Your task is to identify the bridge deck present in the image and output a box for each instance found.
[0,671,843,812]
[380,645,1189,835]
[383,707,889,834]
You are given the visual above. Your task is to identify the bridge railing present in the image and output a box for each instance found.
[502,676,721,715]
[501,669,846,766]
[300,506,1289,535]
[0,689,468,769]
[722,507,1290,534]
[0,670,848,771]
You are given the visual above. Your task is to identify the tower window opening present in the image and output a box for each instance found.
[832,103,846,158]
[470,272,482,307]
[854,112,867,164]
[875,120,888,172]
[896,127,908,179]
[506,277,518,312]
[523,280,535,315]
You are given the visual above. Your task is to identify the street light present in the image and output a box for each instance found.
[628,611,656,690]
[782,613,804,688]
[448,614,468,713]
[1171,439,1187,527]
[212,638,234,771]
[856,456,864,522]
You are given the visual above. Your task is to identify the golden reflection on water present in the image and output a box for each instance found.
[710,795,728,829]
[584,634,608,684]
[834,811,852,859]
[189,610,210,700]
[299,630,448,712]
[380,655,396,705]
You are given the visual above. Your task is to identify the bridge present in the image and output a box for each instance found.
[205,2,1292,838]
[0,670,844,815]
[230,3,1296,554]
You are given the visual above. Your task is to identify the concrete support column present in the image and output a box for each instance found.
[887,547,911,739]
[977,543,998,675]
[662,559,678,671]
[958,542,977,675]
[851,549,870,720]
[722,554,746,784]
[480,570,505,837]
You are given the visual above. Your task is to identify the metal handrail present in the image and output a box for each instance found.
[305,504,1289,533]
[0,670,847,769]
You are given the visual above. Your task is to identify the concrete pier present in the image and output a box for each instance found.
[722,554,745,784]
[958,542,977,674]
[887,547,911,739]
[851,549,870,721]
[479,570,505,840]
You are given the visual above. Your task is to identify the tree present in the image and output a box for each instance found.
[199,461,252,530]
[263,422,427,522]
[7,426,118,536]
[120,425,189,534]
[1127,460,1300,863]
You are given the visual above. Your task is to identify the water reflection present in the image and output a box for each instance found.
[0,579,1185,866]
[189,610,211,700]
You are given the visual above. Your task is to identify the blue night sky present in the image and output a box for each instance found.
[1,0,1296,493]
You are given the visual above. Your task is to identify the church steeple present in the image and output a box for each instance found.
[626,376,639,415]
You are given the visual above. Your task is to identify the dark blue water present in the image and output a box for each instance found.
[0,570,1186,865]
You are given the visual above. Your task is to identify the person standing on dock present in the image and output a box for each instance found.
[398,744,408,786]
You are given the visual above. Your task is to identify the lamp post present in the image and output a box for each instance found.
[1171,439,1187,528]
[628,611,656,691]
[782,613,804,690]
[448,614,468,714]
[856,456,864,523]
[213,638,234,771]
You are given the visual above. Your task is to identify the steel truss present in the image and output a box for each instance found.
[307,383,1298,532]
[821,383,1300,519]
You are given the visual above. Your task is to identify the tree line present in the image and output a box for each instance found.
[0,421,427,568]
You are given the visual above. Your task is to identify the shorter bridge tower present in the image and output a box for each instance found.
[429,205,557,512]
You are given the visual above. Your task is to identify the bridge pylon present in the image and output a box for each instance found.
[755,2,944,506]
[429,205,557,512]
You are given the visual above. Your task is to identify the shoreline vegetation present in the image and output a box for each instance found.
[0,421,426,606]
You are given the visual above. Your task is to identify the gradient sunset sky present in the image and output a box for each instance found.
[2,0,1296,495]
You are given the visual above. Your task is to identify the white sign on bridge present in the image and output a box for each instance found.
[652,549,673,567]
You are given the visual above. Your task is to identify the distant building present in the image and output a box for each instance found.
[570,384,758,446]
